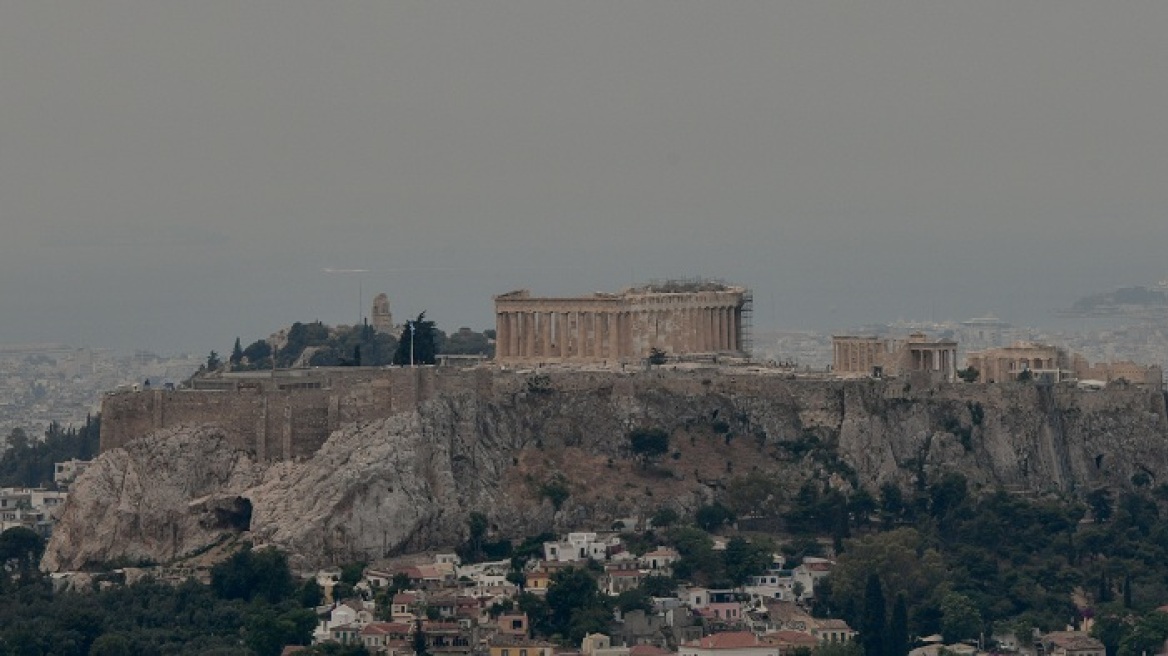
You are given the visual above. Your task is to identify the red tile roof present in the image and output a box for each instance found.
[686,632,762,649]
[767,631,818,647]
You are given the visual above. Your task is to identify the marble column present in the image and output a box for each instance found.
[558,311,568,358]
[509,312,520,358]
[714,305,724,350]
[540,312,550,359]
[585,312,595,358]
[728,308,738,352]
[496,313,508,358]
[523,312,535,358]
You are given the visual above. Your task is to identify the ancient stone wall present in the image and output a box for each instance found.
[100,367,496,460]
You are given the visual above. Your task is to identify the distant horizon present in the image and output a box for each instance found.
[6,3,1168,358]
[0,278,1147,358]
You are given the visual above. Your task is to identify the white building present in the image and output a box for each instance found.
[0,487,67,535]
[543,532,621,562]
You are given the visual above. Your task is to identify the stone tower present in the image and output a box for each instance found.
[371,293,393,334]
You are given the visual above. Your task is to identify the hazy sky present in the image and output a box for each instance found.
[4,2,1168,354]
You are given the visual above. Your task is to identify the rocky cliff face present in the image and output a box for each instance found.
[44,372,1168,571]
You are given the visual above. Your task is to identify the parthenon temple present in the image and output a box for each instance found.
[494,281,750,364]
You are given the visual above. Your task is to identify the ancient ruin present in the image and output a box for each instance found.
[966,342,1163,385]
[493,281,750,364]
[831,332,959,381]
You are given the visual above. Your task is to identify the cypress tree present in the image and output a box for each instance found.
[889,593,909,656]
[861,573,887,656]
[414,618,430,656]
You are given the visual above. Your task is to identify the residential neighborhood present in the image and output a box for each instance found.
[294,530,1099,656]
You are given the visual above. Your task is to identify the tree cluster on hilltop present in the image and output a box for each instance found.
[221,317,494,372]
[0,416,100,488]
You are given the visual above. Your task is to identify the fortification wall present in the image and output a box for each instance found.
[102,366,1167,471]
[100,367,499,460]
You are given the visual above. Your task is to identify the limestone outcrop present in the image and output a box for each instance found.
[44,372,1168,571]
[42,425,262,571]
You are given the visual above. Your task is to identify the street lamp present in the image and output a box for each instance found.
[408,320,415,367]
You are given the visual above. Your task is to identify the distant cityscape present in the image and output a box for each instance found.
[0,344,201,442]
[755,316,1168,376]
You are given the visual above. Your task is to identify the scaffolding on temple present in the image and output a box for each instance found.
[643,277,753,357]
[740,287,753,357]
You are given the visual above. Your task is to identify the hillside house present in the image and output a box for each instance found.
[1041,632,1105,656]
[679,632,780,656]
[544,533,622,562]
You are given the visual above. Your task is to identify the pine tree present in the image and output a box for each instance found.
[393,312,438,366]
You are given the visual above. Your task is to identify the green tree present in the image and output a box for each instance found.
[546,568,607,640]
[652,507,680,528]
[1118,610,1168,656]
[629,428,670,469]
[459,512,489,562]
[824,529,945,632]
[414,618,430,656]
[211,545,296,603]
[243,605,316,656]
[888,593,909,656]
[725,472,785,517]
[0,417,101,487]
[668,526,720,583]
[616,587,653,613]
[340,562,366,587]
[568,605,613,645]
[641,575,677,598]
[299,578,324,608]
[540,477,571,511]
[1092,607,1135,656]
[394,313,438,365]
[723,536,773,586]
[230,338,244,367]
[879,483,907,524]
[1087,488,1114,523]
[696,502,736,532]
[242,339,273,368]
[0,527,45,585]
[206,350,222,370]
[860,574,887,656]
[90,634,134,656]
[940,591,982,644]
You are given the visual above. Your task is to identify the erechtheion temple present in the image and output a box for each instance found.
[494,281,750,364]
[832,332,959,381]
